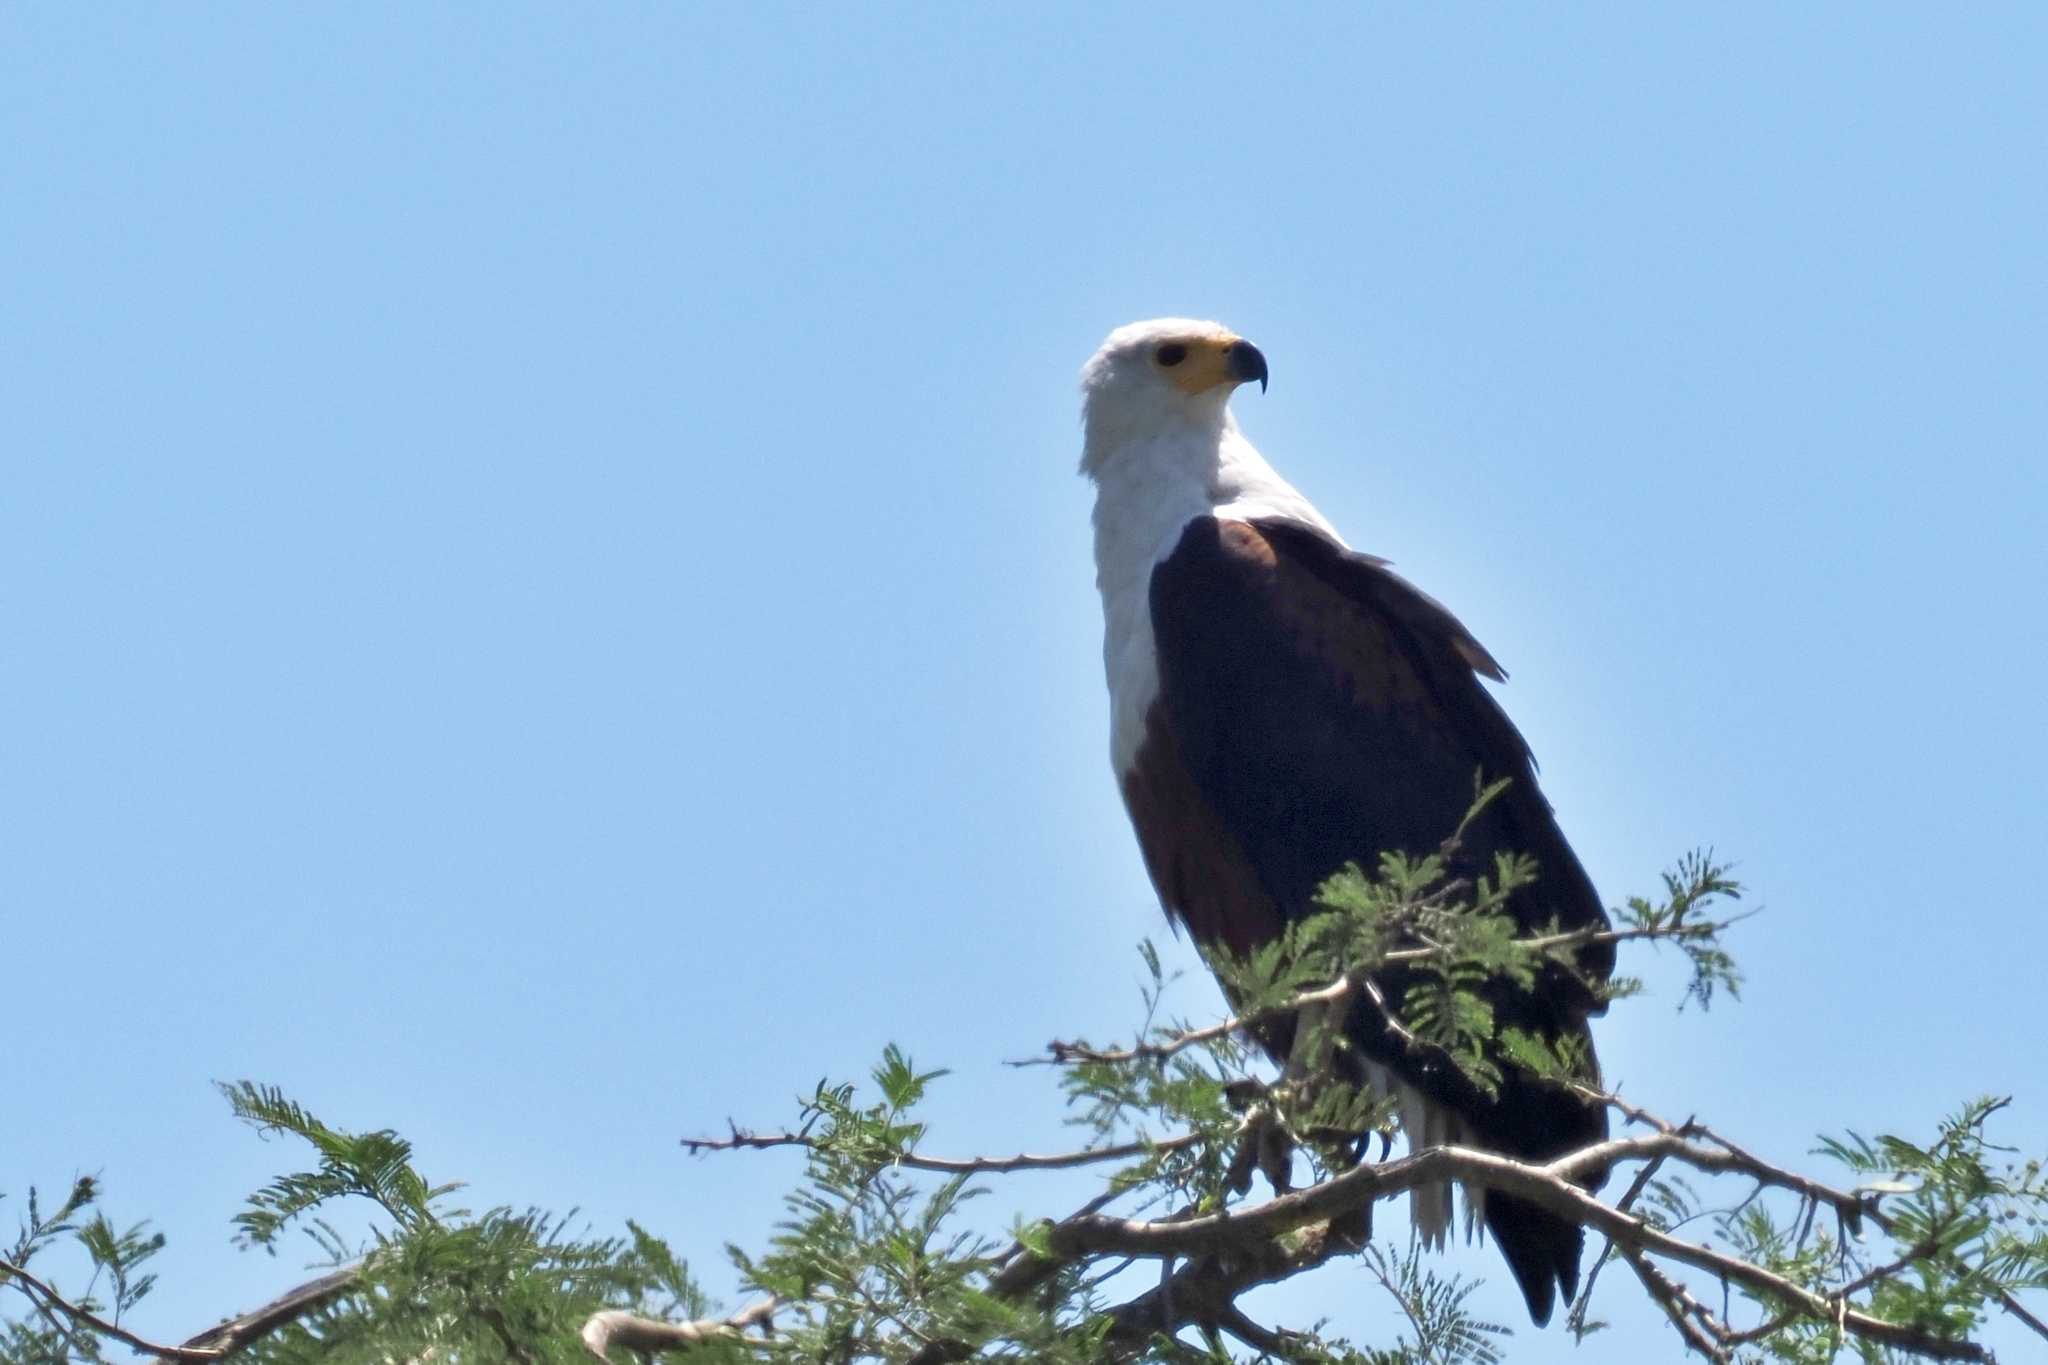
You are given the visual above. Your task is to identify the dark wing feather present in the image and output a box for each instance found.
[1144,515,1612,1324]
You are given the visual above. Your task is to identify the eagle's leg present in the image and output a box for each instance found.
[1282,998,1377,1251]
[1283,999,1337,1080]
[1223,1097,1296,1196]
[1308,1024,1378,1249]
[1276,997,1343,1149]
[1225,1000,1343,1198]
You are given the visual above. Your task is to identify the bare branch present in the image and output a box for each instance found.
[681,1127,1200,1173]
[179,1265,361,1357]
[1570,1089,1875,1229]
[1093,1221,1353,1363]
[1214,1304,1307,1357]
[1,1256,224,1362]
[1380,913,1753,965]
[1036,973,1361,1067]
[950,1143,1994,1361]
[701,1083,2009,1365]
[1996,1285,2048,1344]
[1619,1242,1731,1363]
[581,1297,779,1362]
[1566,1147,1668,1335]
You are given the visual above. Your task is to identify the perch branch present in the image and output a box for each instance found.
[581,1297,780,1362]
[681,1125,1199,1173]
[2,1257,224,1362]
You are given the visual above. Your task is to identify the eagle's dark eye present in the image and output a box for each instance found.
[1155,343,1188,367]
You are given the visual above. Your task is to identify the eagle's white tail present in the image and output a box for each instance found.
[1362,1061,1486,1247]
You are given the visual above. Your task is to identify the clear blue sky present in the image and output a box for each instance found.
[5,5,2044,1359]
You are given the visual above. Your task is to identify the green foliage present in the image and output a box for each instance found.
[1204,776,1604,1106]
[6,1094,726,1365]
[2,1177,164,1365]
[6,801,2044,1362]
[1358,1244,1511,1365]
[1723,1097,2048,1363]
[219,1081,451,1249]
[724,1061,1022,1358]
[1056,941,1267,1206]
[1610,850,1745,1011]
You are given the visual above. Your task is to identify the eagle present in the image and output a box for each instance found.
[1080,318,1612,1326]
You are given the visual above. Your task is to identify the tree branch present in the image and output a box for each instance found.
[178,1265,361,1357]
[580,1297,780,1362]
[1618,1241,1731,1362]
[681,1126,1199,1173]
[1035,973,1363,1067]
[1,1256,225,1362]
[922,1141,1993,1361]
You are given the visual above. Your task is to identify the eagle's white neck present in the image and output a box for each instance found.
[1085,408,1341,775]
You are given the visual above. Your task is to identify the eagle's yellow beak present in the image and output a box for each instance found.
[1169,335,1269,396]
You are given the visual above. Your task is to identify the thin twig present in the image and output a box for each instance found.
[1029,915,1739,1069]
[1380,913,1752,965]
[681,1126,1199,1173]
[1565,1092,1875,1229]
[1566,1148,1669,1335]
[1995,1285,2048,1342]
[1035,973,1362,1067]
[1,1257,224,1362]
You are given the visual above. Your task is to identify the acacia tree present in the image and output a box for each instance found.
[8,818,2048,1363]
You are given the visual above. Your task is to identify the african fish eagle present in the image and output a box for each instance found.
[1080,318,1613,1326]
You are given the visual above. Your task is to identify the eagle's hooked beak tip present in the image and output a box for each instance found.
[1227,339,1269,395]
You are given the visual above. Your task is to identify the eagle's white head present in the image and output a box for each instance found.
[1078,318,1268,476]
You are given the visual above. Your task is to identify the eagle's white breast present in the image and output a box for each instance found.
[1088,417,1339,776]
